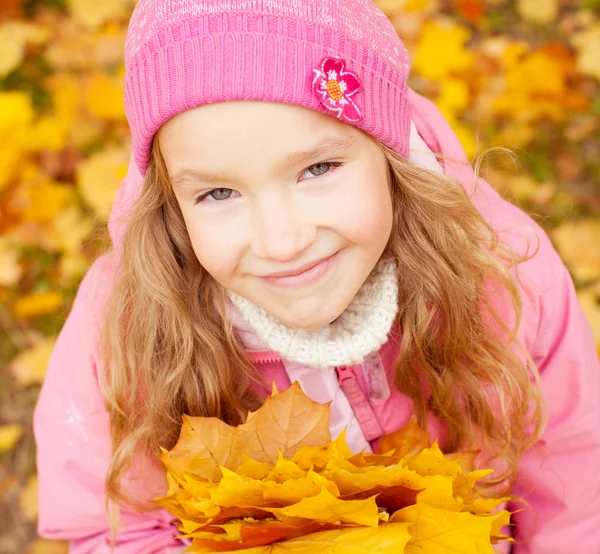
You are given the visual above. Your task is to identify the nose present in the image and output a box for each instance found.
[250,193,316,262]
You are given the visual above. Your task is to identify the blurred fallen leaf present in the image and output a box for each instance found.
[16,180,74,225]
[59,252,91,282]
[19,476,39,521]
[27,539,69,554]
[572,24,600,82]
[76,146,130,220]
[498,174,540,204]
[455,0,485,26]
[93,24,128,67]
[13,291,63,319]
[0,0,23,18]
[0,237,22,287]
[9,338,56,386]
[29,116,71,152]
[413,21,474,81]
[0,475,18,498]
[86,72,127,121]
[404,0,432,12]
[436,78,470,118]
[551,219,600,282]
[0,20,50,78]
[577,287,600,351]
[517,0,558,26]
[50,206,94,255]
[0,91,34,190]
[564,115,600,142]
[44,17,95,70]
[0,25,26,79]
[0,424,24,453]
[66,0,130,31]
[493,50,568,122]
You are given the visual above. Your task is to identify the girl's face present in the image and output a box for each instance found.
[158,101,393,330]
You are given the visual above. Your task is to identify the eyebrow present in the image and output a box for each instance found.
[170,135,357,189]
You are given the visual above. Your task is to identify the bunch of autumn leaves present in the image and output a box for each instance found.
[157,383,511,553]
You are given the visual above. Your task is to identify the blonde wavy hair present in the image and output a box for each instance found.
[100,133,544,513]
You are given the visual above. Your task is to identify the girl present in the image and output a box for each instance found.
[34,0,600,552]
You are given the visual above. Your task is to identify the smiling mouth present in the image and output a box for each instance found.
[260,251,340,289]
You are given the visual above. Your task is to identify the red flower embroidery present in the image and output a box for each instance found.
[312,57,363,123]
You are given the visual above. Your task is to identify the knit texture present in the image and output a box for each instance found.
[228,255,399,368]
[124,0,411,175]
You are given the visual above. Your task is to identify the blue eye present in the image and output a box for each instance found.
[208,188,233,201]
[195,188,238,204]
[302,161,344,180]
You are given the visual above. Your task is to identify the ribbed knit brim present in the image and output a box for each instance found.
[124,1,412,175]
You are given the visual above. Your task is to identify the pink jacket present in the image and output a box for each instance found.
[34,90,600,553]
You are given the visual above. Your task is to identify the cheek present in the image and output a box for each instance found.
[181,211,243,280]
[329,175,393,247]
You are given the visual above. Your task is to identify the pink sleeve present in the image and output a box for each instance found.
[33,255,187,554]
[510,252,600,553]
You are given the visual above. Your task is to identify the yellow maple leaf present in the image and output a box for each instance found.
[159,384,512,552]
[268,488,380,527]
[391,503,504,553]
[376,415,430,457]
[292,431,354,471]
[255,524,413,553]
[263,470,340,506]
[162,382,331,483]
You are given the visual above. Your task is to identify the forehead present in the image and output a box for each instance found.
[157,101,366,173]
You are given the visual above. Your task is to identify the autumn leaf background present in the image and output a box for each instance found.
[0,0,599,552]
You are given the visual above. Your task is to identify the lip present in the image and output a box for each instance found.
[261,251,340,289]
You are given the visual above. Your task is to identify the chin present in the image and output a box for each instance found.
[271,302,347,330]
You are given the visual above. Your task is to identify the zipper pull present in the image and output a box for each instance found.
[336,365,355,383]
[335,364,383,442]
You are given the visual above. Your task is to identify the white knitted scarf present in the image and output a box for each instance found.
[227,255,398,368]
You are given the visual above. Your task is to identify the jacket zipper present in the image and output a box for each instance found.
[249,351,283,365]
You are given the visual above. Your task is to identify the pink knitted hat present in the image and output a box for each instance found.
[124,0,412,176]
